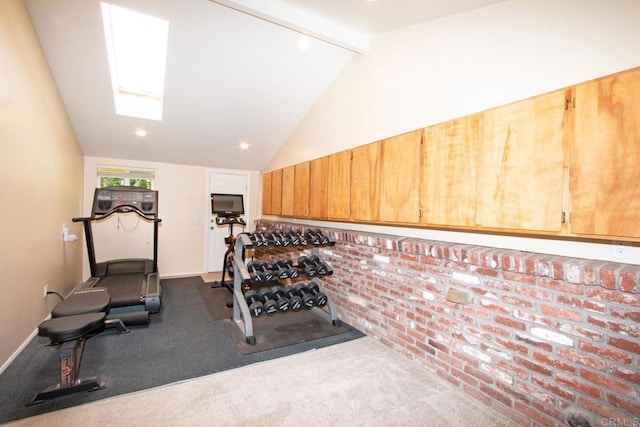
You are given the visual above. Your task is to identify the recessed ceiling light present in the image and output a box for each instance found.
[296,36,309,51]
[135,129,147,137]
[239,142,249,150]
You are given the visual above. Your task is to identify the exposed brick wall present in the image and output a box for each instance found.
[256,220,640,427]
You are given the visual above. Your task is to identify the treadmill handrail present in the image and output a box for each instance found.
[72,206,161,223]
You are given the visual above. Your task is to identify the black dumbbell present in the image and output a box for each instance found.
[304,228,321,245]
[244,290,265,317]
[307,282,328,307]
[283,285,303,311]
[253,232,268,247]
[297,256,318,277]
[308,255,328,275]
[295,283,316,308]
[270,286,290,312]
[246,261,263,282]
[313,229,330,245]
[283,259,299,278]
[255,262,274,281]
[274,230,292,247]
[271,260,291,279]
[285,230,301,246]
[258,288,278,314]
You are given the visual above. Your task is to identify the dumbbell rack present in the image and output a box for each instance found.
[230,233,339,345]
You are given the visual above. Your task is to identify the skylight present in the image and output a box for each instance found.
[100,2,169,121]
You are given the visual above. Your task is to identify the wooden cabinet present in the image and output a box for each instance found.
[309,156,329,219]
[351,142,381,221]
[281,166,295,216]
[571,67,640,238]
[270,169,282,216]
[294,162,310,217]
[379,130,422,223]
[262,172,272,215]
[476,89,567,232]
[421,114,481,227]
[327,150,351,220]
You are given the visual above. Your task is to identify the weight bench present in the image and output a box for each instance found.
[28,287,148,405]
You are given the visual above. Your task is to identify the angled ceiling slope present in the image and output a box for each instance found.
[25,0,505,171]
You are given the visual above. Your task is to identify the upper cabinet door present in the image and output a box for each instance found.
[262,172,272,215]
[351,142,382,222]
[379,130,422,223]
[477,89,567,232]
[571,67,640,238]
[270,169,283,216]
[309,156,329,219]
[327,150,351,220]
[281,166,295,216]
[294,162,310,217]
[421,114,481,227]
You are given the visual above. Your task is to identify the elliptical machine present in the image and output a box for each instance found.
[209,193,246,292]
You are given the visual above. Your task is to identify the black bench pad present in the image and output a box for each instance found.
[38,313,106,342]
[52,287,110,317]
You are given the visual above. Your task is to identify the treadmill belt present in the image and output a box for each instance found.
[99,273,144,307]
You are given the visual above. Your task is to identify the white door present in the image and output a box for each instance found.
[207,171,249,272]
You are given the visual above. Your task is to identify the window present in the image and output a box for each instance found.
[97,166,154,189]
[100,2,169,121]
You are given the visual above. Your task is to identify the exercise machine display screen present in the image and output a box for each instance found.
[92,186,158,216]
[211,193,244,217]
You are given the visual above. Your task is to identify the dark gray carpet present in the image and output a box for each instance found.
[0,277,364,424]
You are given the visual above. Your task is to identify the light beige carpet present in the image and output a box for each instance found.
[200,271,222,283]
[7,337,520,426]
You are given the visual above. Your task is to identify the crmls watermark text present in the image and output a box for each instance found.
[601,418,640,427]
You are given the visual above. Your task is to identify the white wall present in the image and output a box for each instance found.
[83,157,260,278]
[264,0,640,265]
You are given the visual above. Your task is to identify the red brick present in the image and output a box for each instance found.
[515,382,555,405]
[579,342,633,364]
[494,315,527,331]
[578,396,630,421]
[502,271,537,285]
[512,309,552,326]
[533,352,577,374]
[556,373,603,399]
[599,263,620,290]
[469,265,500,277]
[464,365,494,384]
[608,394,640,416]
[514,355,552,377]
[462,383,493,406]
[581,369,638,397]
[515,334,553,352]
[619,265,640,293]
[515,285,553,301]
[494,337,528,356]
[557,348,607,371]
[610,308,640,323]
[501,295,536,309]
[539,278,584,295]
[611,365,640,385]
[495,382,529,403]
[514,401,557,427]
[427,338,450,354]
[586,288,640,306]
[450,367,478,386]
[481,323,513,338]
[582,261,604,286]
[540,304,583,322]
[557,323,603,342]
[608,336,640,353]
[531,376,576,401]
[495,359,529,380]
[479,383,512,407]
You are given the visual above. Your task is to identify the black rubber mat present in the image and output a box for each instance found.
[198,282,357,355]
[0,277,363,424]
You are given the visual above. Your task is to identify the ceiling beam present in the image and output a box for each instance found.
[209,0,370,53]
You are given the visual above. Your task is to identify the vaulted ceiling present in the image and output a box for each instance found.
[25,0,504,171]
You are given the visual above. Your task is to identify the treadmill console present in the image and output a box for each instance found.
[92,186,158,217]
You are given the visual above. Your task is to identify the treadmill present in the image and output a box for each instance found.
[73,186,162,314]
